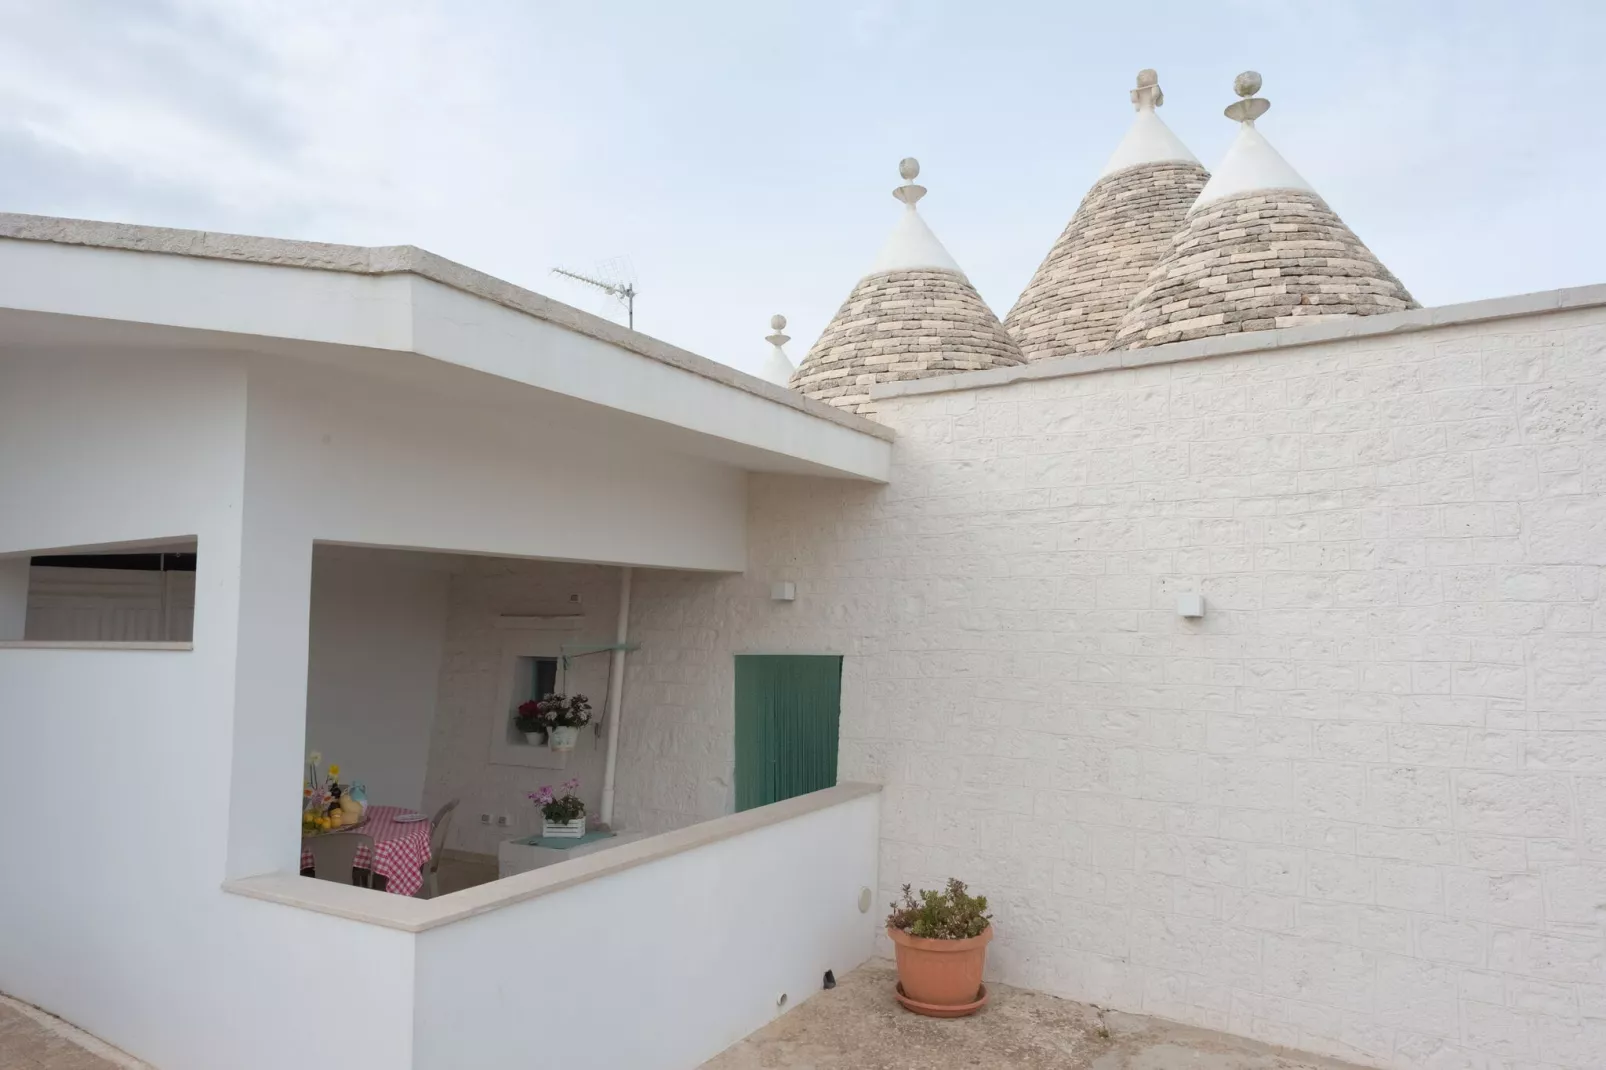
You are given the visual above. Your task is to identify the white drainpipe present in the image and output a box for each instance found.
[599,565,632,829]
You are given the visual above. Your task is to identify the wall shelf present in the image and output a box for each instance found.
[494,614,585,630]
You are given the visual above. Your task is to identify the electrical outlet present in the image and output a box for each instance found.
[479,812,491,825]
[495,814,510,827]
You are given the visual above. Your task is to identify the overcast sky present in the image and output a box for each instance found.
[1,1,1599,377]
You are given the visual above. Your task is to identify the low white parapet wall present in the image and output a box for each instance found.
[226,782,881,1070]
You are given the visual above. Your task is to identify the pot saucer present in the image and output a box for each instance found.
[894,982,988,1018]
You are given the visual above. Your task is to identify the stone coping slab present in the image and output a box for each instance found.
[0,641,193,651]
[873,281,1606,400]
[223,781,881,932]
[0,213,893,444]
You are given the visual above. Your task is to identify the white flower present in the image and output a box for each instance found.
[308,751,323,766]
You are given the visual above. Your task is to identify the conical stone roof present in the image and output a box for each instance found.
[1004,70,1208,361]
[1110,72,1416,351]
[792,159,1023,413]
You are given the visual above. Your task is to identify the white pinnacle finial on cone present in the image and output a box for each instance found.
[1099,68,1199,177]
[866,156,962,275]
[1193,69,1313,207]
[1224,70,1270,124]
[893,157,927,206]
[1130,68,1163,110]
[760,313,796,387]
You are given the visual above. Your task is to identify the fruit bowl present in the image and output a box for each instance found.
[301,811,369,837]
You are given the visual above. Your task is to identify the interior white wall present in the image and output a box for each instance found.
[422,557,621,854]
[411,789,880,1070]
[619,305,1606,1070]
[0,557,27,639]
[0,347,415,1070]
[306,548,451,813]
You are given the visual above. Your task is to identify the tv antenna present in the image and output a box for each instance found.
[551,258,638,330]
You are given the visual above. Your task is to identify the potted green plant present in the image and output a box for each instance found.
[886,879,993,1017]
[529,779,586,838]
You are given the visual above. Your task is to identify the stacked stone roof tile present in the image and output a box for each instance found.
[1109,73,1417,350]
[1108,187,1417,349]
[787,72,1418,416]
[792,268,1023,412]
[1005,160,1208,359]
[790,159,1023,413]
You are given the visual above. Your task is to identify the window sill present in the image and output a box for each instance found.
[0,641,193,651]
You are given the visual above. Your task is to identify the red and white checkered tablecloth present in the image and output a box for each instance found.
[300,805,432,897]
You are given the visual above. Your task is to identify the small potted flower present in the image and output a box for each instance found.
[886,879,993,1017]
[513,702,548,746]
[529,779,586,838]
[519,692,593,751]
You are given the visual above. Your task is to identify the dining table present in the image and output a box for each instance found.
[300,804,432,896]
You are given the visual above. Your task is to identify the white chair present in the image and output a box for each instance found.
[417,798,459,899]
[305,833,374,888]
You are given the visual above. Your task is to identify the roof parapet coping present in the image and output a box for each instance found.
[873,282,1606,401]
[224,782,883,932]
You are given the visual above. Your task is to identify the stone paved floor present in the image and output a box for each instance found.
[0,997,145,1070]
[5,963,1374,1070]
[700,964,1371,1070]
[433,852,499,896]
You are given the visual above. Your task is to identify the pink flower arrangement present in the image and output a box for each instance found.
[528,778,584,822]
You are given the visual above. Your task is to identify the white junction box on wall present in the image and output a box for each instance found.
[1176,593,1204,618]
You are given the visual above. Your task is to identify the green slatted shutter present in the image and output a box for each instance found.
[734,655,842,811]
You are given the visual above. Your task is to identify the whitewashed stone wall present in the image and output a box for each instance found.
[616,303,1606,1070]
[611,572,740,834]
[422,558,622,855]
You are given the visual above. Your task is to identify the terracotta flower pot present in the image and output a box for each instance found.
[887,924,992,1016]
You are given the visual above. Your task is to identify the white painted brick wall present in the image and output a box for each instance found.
[422,557,622,855]
[611,571,745,835]
[615,306,1606,1069]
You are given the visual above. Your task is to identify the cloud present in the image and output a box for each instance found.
[0,0,586,248]
[0,0,293,216]
[0,124,234,222]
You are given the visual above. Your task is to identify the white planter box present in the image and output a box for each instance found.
[547,725,580,751]
[542,817,586,839]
